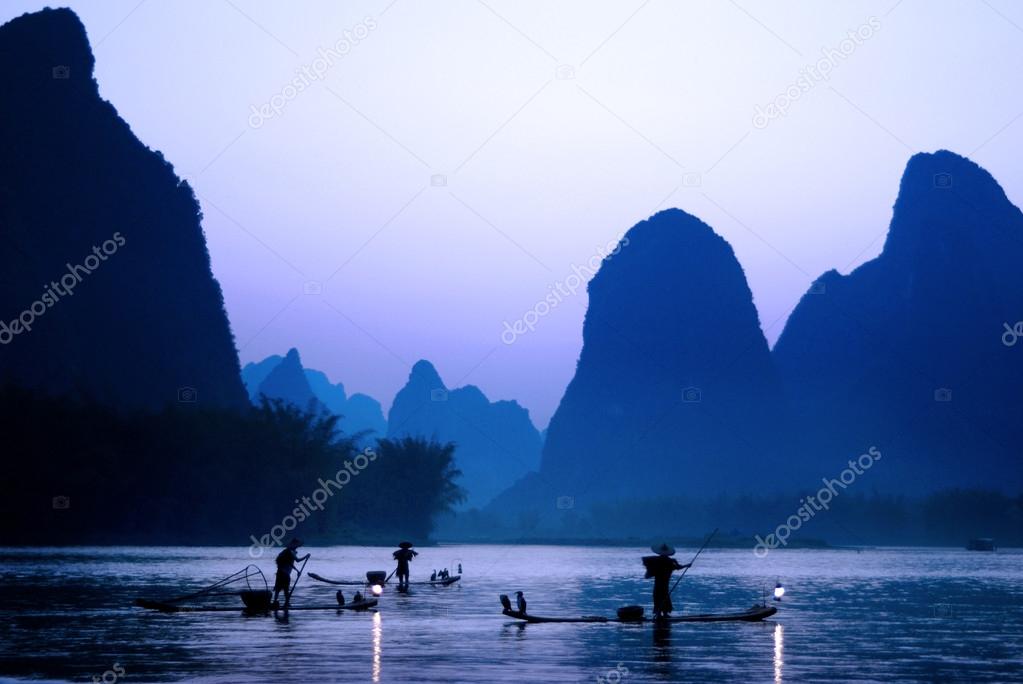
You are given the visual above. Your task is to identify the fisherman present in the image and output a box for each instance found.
[642,543,691,618]
[273,538,310,608]
[392,541,418,589]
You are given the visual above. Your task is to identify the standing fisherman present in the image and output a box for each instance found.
[392,541,418,590]
[642,543,691,618]
[273,538,310,608]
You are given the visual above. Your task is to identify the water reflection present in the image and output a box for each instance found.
[372,611,382,683]
[653,621,671,660]
[773,623,784,683]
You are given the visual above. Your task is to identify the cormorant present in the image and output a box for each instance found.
[499,594,512,611]
[515,591,527,613]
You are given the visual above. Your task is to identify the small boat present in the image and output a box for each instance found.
[967,538,996,551]
[135,593,378,614]
[309,572,461,587]
[500,604,777,624]
[134,564,377,615]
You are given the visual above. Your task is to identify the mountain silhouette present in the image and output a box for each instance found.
[303,367,387,440]
[0,8,247,410]
[242,351,387,441]
[388,360,542,508]
[774,150,1023,492]
[253,348,321,411]
[491,209,793,516]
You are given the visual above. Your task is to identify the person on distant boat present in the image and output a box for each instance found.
[430,570,437,581]
[273,538,310,608]
[392,541,418,589]
[642,543,690,618]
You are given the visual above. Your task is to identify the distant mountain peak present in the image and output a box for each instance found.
[884,149,1018,264]
[408,359,445,389]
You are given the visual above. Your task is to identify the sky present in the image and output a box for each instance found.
[4,0,1023,427]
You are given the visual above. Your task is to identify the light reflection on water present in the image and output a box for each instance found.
[774,623,784,684]
[372,611,382,683]
[0,545,1021,683]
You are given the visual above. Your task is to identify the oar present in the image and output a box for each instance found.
[669,528,718,597]
[285,556,311,607]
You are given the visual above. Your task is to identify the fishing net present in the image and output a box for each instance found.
[162,565,268,605]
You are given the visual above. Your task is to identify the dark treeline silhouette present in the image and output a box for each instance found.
[0,387,464,545]
[445,490,1023,547]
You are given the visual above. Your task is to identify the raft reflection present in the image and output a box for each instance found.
[372,611,382,683]
[773,622,784,683]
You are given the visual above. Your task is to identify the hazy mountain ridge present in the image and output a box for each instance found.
[388,360,543,508]
[242,350,387,442]
[773,149,1023,492]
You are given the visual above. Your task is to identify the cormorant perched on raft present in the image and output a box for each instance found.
[431,570,437,581]
[515,591,527,613]
[499,594,512,611]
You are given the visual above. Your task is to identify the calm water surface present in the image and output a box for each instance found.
[0,546,1021,683]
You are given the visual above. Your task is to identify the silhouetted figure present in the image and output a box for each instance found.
[642,543,690,618]
[499,594,512,612]
[430,570,437,581]
[515,591,527,614]
[353,590,363,603]
[392,541,418,589]
[273,539,310,608]
[336,590,345,606]
[458,563,462,574]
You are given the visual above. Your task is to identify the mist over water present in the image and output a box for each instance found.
[1,546,1021,683]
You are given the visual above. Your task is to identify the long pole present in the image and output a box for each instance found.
[669,528,718,597]
[286,556,311,607]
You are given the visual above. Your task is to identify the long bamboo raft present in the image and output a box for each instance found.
[501,604,777,624]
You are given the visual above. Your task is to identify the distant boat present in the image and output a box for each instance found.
[967,538,996,551]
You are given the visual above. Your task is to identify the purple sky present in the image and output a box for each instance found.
[6,0,1023,426]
